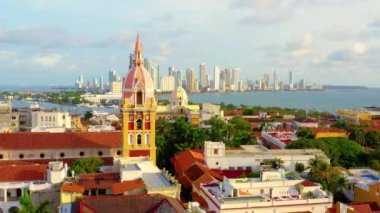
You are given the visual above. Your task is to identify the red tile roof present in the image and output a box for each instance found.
[0,157,114,166]
[0,132,121,150]
[311,127,346,135]
[209,169,251,179]
[300,180,317,187]
[61,183,85,193]
[171,149,204,174]
[111,180,145,195]
[79,194,185,213]
[0,164,47,182]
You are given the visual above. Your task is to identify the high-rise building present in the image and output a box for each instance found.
[110,81,122,93]
[273,71,279,90]
[299,78,306,90]
[129,54,134,70]
[160,76,175,92]
[224,69,231,91]
[120,34,157,164]
[99,76,104,91]
[186,68,195,92]
[75,74,84,89]
[232,67,240,91]
[93,78,99,89]
[175,70,182,88]
[144,58,151,72]
[289,71,294,90]
[109,70,117,86]
[213,66,220,91]
[199,63,207,90]
[150,64,159,90]
[168,66,175,76]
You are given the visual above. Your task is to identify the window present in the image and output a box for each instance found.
[0,154,3,159]
[146,134,150,145]
[137,134,142,145]
[49,117,51,122]
[98,151,103,156]
[116,150,121,156]
[136,90,143,105]
[19,154,24,159]
[60,153,65,158]
[213,149,219,155]
[129,134,134,145]
[79,151,85,156]
[40,153,45,158]
[216,162,219,165]
[136,119,143,129]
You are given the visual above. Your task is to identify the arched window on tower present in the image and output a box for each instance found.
[146,134,150,145]
[137,119,143,130]
[129,134,134,145]
[136,90,143,105]
[137,134,142,145]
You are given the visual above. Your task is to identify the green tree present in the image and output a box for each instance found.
[295,162,305,173]
[349,128,366,146]
[84,110,93,120]
[332,119,349,130]
[68,158,103,175]
[296,127,314,139]
[19,191,50,213]
[365,130,380,149]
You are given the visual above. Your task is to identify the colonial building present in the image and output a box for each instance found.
[157,85,200,127]
[120,35,157,164]
[0,101,19,133]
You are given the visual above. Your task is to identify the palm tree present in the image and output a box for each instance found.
[19,191,51,213]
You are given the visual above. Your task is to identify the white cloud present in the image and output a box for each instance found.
[286,34,315,58]
[33,53,62,67]
[351,42,366,55]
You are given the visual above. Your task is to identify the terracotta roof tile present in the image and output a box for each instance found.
[0,132,121,150]
[61,183,85,193]
[112,180,145,195]
[300,180,317,187]
[0,164,47,182]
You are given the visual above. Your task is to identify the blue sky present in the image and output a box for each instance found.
[0,0,379,87]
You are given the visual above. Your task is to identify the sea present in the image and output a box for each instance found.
[3,86,380,114]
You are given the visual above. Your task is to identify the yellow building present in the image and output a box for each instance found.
[337,107,380,125]
[157,85,200,127]
[311,127,348,138]
[120,35,157,164]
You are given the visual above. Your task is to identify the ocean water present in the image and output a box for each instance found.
[158,88,380,113]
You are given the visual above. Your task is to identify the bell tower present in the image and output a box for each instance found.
[121,34,157,164]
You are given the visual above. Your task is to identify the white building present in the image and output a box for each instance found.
[204,142,329,172]
[200,170,333,213]
[110,81,122,94]
[231,67,240,91]
[213,66,220,91]
[0,101,19,133]
[289,71,294,90]
[273,71,279,90]
[31,111,71,130]
[160,76,175,92]
[0,161,68,212]
[200,63,207,90]
[200,103,223,122]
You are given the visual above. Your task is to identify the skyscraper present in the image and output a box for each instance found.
[232,67,240,91]
[109,70,117,86]
[175,70,182,88]
[168,66,175,76]
[289,71,294,90]
[199,63,207,90]
[99,76,104,91]
[224,69,231,91]
[213,66,220,91]
[186,68,195,92]
[273,71,279,90]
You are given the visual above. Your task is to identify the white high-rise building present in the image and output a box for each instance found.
[232,67,240,91]
[168,66,175,76]
[213,66,220,91]
[199,63,207,90]
[99,76,104,91]
[299,78,306,90]
[289,71,294,90]
[109,70,117,86]
[151,64,160,90]
[160,76,175,92]
[273,71,279,90]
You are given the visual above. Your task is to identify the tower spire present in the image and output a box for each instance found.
[133,32,144,67]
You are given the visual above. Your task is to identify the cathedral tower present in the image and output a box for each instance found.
[121,34,157,164]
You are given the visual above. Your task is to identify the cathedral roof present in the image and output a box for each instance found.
[122,34,155,104]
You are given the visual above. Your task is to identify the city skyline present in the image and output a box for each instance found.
[0,0,380,87]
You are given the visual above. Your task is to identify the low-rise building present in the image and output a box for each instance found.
[200,170,333,213]
[200,103,223,122]
[311,127,348,139]
[0,161,68,212]
[0,101,19,133]
[261,130,298,149]
[204,141,329,172]
[31,110,71,130]
[343,168,380,205]
[337,107,380,126]
[294,118,319,128]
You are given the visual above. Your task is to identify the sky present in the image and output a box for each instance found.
[0,0,379,87]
